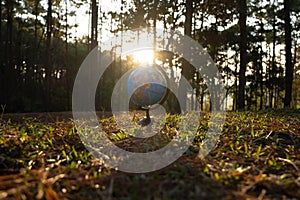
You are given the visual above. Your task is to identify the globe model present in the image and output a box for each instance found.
[127,65,168,107]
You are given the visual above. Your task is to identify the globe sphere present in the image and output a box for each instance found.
[127,65,168,107]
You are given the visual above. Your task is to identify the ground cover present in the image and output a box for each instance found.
[0,110,299,199]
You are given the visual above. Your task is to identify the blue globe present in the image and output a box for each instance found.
[127,65,168,107]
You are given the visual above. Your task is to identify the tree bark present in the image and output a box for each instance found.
[283,0,293,108]
[237,0,247,111]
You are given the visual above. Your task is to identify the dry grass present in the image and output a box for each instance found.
[0,110,299,199]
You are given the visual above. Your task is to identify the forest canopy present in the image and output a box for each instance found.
[0,0,299,112]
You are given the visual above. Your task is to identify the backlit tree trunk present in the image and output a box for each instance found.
[45,0,52,110]
[91,0,98,49]
[284,0,293,108]
[0,0,2,68]
[237,0,247,111]
[179,0,193,112]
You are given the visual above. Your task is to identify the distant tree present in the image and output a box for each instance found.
[247,0,284,110]
[0,0,3,107]
[1,0,14,107]
[1,0,299,112]
[237,0,247,111]
[90,0,97,49]
[44,0,53,110]
[291,0,300,108]
[284,0,293,108]
[0,0,2,69]
[178,0,193,112]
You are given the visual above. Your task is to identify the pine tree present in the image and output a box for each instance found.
[237,0,247,111]
[284,0,293,108]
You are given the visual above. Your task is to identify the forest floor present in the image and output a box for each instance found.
[0,110,299,200]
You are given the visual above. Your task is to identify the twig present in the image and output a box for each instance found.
[265,131,273,139]
[277,157,299,171]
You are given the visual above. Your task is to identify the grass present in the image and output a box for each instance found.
[0,110,299,199]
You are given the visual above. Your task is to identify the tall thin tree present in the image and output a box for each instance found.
[3,0,13,106]
[178,0,193,112]
[284,0,293,108]
[0,0,2,105]
[237,0,247,111]
[45,0,53,110]
[0,0,2,70]
[91,0,98,49]
[6,0,13,69]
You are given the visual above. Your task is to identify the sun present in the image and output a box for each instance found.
[132,49,154,65]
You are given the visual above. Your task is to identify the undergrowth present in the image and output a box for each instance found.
[0,110,299,199]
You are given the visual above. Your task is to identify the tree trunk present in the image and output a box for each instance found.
[0,0,3,105]
[179,0,193,112]
[34,0,39,49]
[292,41,297,108]
[0,0,2,69]
[65,0,71,110]
[270,7,276,108]
[45,0,53,110]
[6,0,13,69]
[233,50,238,111]
[237,0,247,111]
[259,22,264,110]
[283,0,293,108]
[153,0,158,63]
[91,0,98,49]
[4,0,13,106]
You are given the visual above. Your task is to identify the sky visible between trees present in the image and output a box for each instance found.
[0,0,299,112]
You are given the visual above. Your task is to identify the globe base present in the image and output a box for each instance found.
[137,116,154,126]
[137,109,153,126]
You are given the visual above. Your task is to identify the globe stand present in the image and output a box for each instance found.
[127,64,169,127]
[137,109,153,127]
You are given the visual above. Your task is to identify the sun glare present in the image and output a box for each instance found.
[132,50,154,65]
